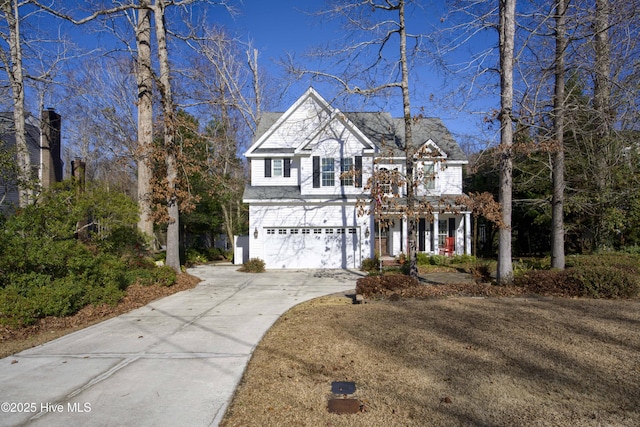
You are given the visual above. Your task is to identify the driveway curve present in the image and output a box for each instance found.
[0,265,359,427]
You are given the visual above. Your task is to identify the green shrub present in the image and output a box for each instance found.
[416,252,430,265]
[95,226,150,256]
[0,287,37,326]
[124,265,177,287]
[512,270,575,296]
[513,265,640,299]
[0,276,114,327]
[239,258,265,273]
[206,247,231,261]
[355,274,419,298]
[429,255,450,266]
[153,266,177,287]
[186,249,209,265]
[567,253,640,270]
[566,266,639,298]
[361,256,380,272]
[450,254,477,264]
[125,268,157,287]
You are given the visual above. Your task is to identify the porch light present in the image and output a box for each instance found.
[365,227,370,238]
[254,227,258,239]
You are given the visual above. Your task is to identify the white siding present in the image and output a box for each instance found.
[261,97,332,150]
[437,164,464,195]
[251,157,299,186]
[248,203,373,269]
[300,128,374,196]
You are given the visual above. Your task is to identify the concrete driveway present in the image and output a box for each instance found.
[0,265,359,427]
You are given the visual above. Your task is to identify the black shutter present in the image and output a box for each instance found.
[313,156,320,188]
[418,218,426,252]
[355,156,362,187]
[264,158,271,178]
[284,158,291,177]
[430,221,434,250]
[448,218,456,237]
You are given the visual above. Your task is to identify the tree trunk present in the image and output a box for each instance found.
[593,0,611,249]
[397,0,418,278]
[2,0,30,207]
[551,0,567,269]
[497,0,516,283]
[153,0,180,272]
[136,0,154,241]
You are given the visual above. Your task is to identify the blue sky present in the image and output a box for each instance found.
[213,0,499,151]
[10,0,498,153]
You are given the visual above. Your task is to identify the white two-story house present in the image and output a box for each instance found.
[242,88,470,269]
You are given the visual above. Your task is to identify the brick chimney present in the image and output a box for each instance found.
[40,108,63,188]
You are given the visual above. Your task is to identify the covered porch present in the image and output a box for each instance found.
[374,211,472,258]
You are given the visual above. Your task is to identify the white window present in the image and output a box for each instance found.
[424,164,436,190]
[322,158,335,186]
[273,159,283,177]
[340,158,353,186]
[278,229,287,235]
[326,228,334,234]
[266,229,275,235]
[378,168,399,194]
[336,228,345,234]
[438,219,448,249]
[348,228,357,234]
[290,228,299,234]
[313,229,322,234]
[302,229,310,235]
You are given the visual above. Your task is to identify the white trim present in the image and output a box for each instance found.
[245,88,331,157]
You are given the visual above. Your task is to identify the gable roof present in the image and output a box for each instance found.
[0,112,41,152]
[247,88,467,162]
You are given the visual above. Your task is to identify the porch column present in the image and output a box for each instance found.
[465,212,472,255]
[402,215,408,255]
[433,212,439,255]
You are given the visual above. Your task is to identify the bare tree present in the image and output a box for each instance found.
[0,0,30,207]
[136,0,154,239]
[289,0,437,278]
[591,0,611,248]
[497,0,516,283]
[183,28,263,247]
[32,0,230,271]
[150,0,180,272]
[551,0,567,269]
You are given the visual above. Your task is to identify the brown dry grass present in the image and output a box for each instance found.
[222,295,640,427]
[0,273,201,358]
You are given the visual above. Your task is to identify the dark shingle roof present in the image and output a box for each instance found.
[243,185,363,202]
[253,111,466,161]
[0,112,41,151]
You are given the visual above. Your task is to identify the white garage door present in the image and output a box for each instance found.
[264,227,361,269]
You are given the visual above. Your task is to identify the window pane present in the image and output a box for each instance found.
[424,164,435,190]
[340,158,353,186]
[322,158,334,186]
[273,159,283,177]
[438,219,447,248]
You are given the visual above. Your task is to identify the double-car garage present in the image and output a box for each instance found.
[263,226,362,269]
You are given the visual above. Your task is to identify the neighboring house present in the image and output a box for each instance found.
[242,88,471,269]
[0,109,63,213]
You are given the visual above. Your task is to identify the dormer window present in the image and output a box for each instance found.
[424,163,436,190]
[264,158,291,178]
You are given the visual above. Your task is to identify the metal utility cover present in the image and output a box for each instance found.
[331,381,356,395]
[328,398,360,414]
